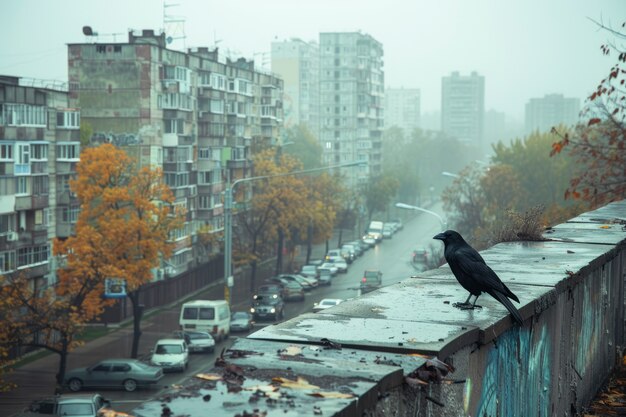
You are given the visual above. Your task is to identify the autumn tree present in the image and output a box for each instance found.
[551,19,626,206]
[67,144,183,359]
[232,148,307,287]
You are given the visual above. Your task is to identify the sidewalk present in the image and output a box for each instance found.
[1,229,359,416]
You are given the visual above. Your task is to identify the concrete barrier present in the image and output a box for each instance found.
[133,200,626,417]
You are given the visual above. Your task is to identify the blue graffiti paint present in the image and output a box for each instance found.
[475,325,551,417]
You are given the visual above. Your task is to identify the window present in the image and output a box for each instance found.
[164,119,183,134]
[16,143,29,165]
[0,143,13,161]
[57,143,80,160]
[198,148,211,159]
[17,244,50,268]
[0,214,16,234]
[30,143,48,160]
[198,195,211,209]
[56,111,80,129]
[199,307,215,320]
[62,206,80,223]
[32,176,49,195]
[0,251,16,274]
[210,100,224,114]
[16,177,28,195]
[0,103,46,126]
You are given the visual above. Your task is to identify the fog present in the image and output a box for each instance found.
[0,0,622,121]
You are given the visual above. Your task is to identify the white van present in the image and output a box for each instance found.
[179,300,231,342]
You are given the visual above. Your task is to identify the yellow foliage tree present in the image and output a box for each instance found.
[61,144,184,359]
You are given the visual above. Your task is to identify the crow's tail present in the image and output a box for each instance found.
[490,290,523,325]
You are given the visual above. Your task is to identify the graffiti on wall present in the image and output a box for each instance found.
[91,131,143,146]
[474,325,552,417]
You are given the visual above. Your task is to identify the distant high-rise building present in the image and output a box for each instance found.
[385,87,420,133]
[271,38,320,139]
[441,71,485,148]
[319,32,384,187]
[525,94,580,134]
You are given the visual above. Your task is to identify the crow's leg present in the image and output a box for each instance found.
[471,294,483,309]
[453,294,475,309]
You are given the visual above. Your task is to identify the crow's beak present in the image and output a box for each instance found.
[433,232,445,241]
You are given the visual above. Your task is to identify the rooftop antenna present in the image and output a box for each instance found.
[163,0,187,50]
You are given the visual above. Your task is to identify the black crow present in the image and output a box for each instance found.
[433,230,523,325]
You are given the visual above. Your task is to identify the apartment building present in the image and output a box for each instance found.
[271,38,320,139]
[385,87,421,133]
[68,29,283,278]
[319,32,384,187]
[0,76,80,289]
[525,93,580,134]
[441,71,485,148]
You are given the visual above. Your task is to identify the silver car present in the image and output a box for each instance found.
[173,330,215,353]
[64,359,163,392]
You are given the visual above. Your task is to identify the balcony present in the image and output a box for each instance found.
[226,159,249,170]
[15,194,49,211]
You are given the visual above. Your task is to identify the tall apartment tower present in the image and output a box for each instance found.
[525,93,580,134]
[385,87,421,133]
[68,29,283,278]
[271,38,320,140]
[441,71,485,148]
[0,76,81,288]
[319,32,384,186]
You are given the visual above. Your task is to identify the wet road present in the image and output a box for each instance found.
[104,208,445,413]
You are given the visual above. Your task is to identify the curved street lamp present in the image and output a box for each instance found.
[395,202,447,229]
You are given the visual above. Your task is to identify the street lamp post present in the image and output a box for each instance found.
[395,202,447,229]
[223,160,365,304]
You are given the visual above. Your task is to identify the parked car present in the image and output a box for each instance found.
[300,264,320,280]
[251,293,285,321]
[230,311,254,332]
[361,234,376,247]
[313,298,344,313]
[23,394,111,417]
[340,245,356,263]
[317,268,332,286]
[278,273,318,290]
[382,225,394,239]
[150,338,189,372]
[256,283,285,299]
[282,281,305,301]
[172,330,215,353]
[319,262,338,276]
[390,219,403,231]
[328,257,348,273]
[360,269,383,294]
[343,242,362,257]
[348,240,369,254]
[64,359,163,392]
[324,249,343,262]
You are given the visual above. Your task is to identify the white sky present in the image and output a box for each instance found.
[0,0,623,120]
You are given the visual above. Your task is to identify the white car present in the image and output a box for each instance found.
[150,338,189,372]
[319,263,339,276]
[313,298,344,313]
[173,330,215,353]
[328,258,348,273]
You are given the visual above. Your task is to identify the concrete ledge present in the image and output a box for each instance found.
[133,200,626,416]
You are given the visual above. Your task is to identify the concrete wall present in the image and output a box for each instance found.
[133,200,626,417]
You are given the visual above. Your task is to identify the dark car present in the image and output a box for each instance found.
[251,293,285,321]
[230,311,254,332]
[257,283,285,298]
[360,269,383,294]
[412,248,429,264]
[24,393,111,417]
[64,359,163,392]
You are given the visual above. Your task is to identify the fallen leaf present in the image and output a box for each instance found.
[99,410,134,417]
[195,373,222,381]
[280,345,303,356]
[273,376,320,390]
[600,225,610,229]
[308,391,355,399]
